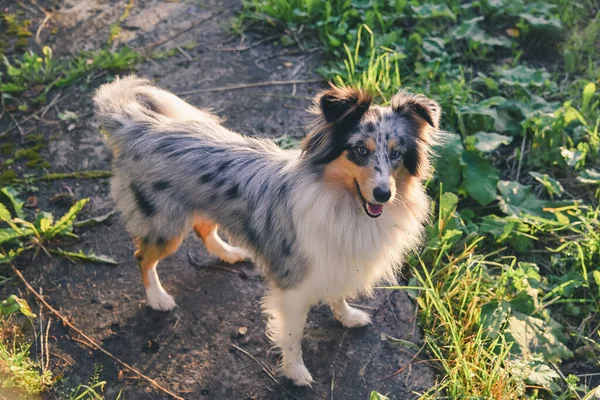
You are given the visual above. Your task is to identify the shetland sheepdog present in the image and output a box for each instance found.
[93,76,441,386]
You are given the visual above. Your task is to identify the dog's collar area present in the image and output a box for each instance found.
[354,179,383,218]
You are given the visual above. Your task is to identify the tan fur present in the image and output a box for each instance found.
[135,236,183,288]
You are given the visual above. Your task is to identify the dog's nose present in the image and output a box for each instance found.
[373,187,391,203]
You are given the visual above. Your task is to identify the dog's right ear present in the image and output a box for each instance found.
[302,86,372,164]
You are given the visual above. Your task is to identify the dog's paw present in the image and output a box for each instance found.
[337,307,371,328]
[284,363,313,387]
[220,247,252,264]
[146,287,177,311]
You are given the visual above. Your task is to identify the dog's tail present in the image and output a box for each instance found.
[93,75,219,147]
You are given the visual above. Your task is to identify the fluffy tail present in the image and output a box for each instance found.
[93,75,218,147]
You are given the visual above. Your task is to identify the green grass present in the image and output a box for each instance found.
[241,0,600,398]
[0,10,137,396]
[1,297,53,398]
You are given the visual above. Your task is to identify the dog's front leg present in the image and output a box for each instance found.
[330,299,372,328]
[264,288,313,386]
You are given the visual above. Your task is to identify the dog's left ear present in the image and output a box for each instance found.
[302,86,372,164]
[391,91,441,130]
[391,91,441,179]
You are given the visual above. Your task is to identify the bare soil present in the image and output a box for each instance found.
[0,1,436,398]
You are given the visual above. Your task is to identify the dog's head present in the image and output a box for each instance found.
[302,85,441,218]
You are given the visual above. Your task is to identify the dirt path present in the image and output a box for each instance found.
[1,1,435,398]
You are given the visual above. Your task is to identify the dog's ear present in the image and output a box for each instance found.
[319,86,372,126]
[302,86,372,164]
[391,91,441,130]
[391,91,441,179]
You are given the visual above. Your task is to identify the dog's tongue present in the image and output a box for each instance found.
[367,202,383,216]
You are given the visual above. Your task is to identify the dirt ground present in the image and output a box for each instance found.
[0,1,436,398]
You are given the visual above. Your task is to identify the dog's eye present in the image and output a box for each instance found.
[356,146,368,156]
[390,149,401,159]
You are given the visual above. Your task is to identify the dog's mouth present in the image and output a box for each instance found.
[354,180,383,218]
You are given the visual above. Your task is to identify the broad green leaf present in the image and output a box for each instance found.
[73,210,116,228]
[471,31,512,48]
[497,181,546,217]
[475,132,513,152]
[506,311,573,362]
[578,169,600,184]
[482,300,573,362]
[34,211,54,232]
[0,294,36,318]
[495,65,550,88]
[560,147,585,168]
[462,151,500,205]
[369,392,390,400]
[435,133,464,192]
[529,172,564,198]
[0,187,25,219]
[44,198,89,239]
[520,13,562,33]
[439,192,459,220]
[50,249,118,265]
[0,227,35,245]
[411,4,456,20]
[0,203,11,222]
[525,362,560,390]
[452,16,484,39]
[582,82,596,112]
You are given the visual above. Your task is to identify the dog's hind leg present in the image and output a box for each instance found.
[193,219,252,264]
[134,236,183,311]
[330,298,371,328]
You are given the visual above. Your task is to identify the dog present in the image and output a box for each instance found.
[93,76,441,386]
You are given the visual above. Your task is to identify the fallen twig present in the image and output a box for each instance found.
[176,78,324,96]
[11,170,112,184]
[35,13,52,46]
[140,7,233,51]
[10,263,184,400]
[208,34,281,52]
[376,341,426,382]
[187,251,255,279]
[231,344,299,400]
[0,94,66,138]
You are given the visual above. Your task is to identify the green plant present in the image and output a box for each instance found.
[0,186,117,264]
[242,0,600,398]
[67,365,123,400]
[1,45,139,102]
[0,295,52,398]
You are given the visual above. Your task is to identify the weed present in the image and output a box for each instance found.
[0,295,52,398]
[242,0,600,398]
[1,45,139,102]
[0,186,117,265]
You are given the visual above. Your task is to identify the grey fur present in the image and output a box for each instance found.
[95,76,308,288]
[94,77,440,291]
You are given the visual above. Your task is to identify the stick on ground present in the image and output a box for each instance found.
[175,78,324,96]
[10,263,184,400]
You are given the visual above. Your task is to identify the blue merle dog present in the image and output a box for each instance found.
[94,76,441,386]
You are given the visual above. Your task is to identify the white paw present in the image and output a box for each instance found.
[146,287,176,311]
[283,362,313,387]
[338,307,371,328]
[220,248,252,264]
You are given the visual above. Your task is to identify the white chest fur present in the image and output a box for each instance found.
[291,179,429,303]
